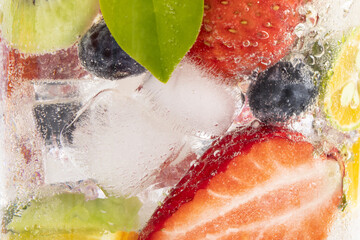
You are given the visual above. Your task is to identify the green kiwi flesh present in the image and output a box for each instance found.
[6,193,142,234]
[0,0,100,54]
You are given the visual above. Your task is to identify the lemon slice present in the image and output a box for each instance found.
[6,231,138,240]
[346,137,360,208]
[324,28,360,131]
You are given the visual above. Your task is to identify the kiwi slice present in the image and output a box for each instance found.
[6,193,142,234]
[0,0,100,53]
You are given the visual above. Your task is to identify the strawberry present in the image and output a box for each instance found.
[140,125,343,240]
[187,0,303,81]
[5,45,87,95]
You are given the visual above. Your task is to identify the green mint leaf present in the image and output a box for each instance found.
[100,0,204,83]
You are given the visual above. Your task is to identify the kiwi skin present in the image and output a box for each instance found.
[0,0,100,54]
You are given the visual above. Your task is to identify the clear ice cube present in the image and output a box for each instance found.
[68,63,239,196]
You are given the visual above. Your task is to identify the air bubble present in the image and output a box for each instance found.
[190,160,198,167]
[294,23,306,38]
[306,55,316,66]
[305,5,319,27]
[261,58,272,66]
[213,150,221,157]
[251,120,261,128]
[313,41,325,58]
[313,71,321,81]
[257,31,269,40]
[243,40,251,47]
[324,61,330,69]
[235,57,241,64]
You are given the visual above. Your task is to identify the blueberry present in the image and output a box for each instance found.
[78,19,146,80]
[248,61,318,122]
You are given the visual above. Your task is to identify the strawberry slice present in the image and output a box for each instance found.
[140,125,343,240]
[5,45,87,95]
[188,0,303,81]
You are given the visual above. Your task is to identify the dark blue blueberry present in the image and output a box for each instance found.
[248,61,318,122]
[78,19,146,80]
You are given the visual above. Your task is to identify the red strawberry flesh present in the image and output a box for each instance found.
[188,0,303,80]
[140,125,343,240]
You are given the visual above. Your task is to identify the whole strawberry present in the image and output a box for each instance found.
[188,0,303,81]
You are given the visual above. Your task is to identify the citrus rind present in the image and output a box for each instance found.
[323,27,360,131]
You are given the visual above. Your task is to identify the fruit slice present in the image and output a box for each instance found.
[7,193,142,234]
[324,27,360,131]
[187,0,302,80]
[345,136,360,208]
[140,125,343,240]
[6,231,139,240]
[5,44,87,95]
[0,0,99,53]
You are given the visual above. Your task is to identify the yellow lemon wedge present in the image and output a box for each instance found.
[345,136,360,208]
[324,28,360,131]
[5,231,138,240]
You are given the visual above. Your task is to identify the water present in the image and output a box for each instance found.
[1,58,240,234]
[1,0,360,239]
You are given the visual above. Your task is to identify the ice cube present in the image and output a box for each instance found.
[70,63,239,196]
[71,90,188,196]
[310,0,360,32]
[350,208,360,239]
[327,208,360,240]
[43,146,88,184]
[35,76,145,185]
[137,62,239,138]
